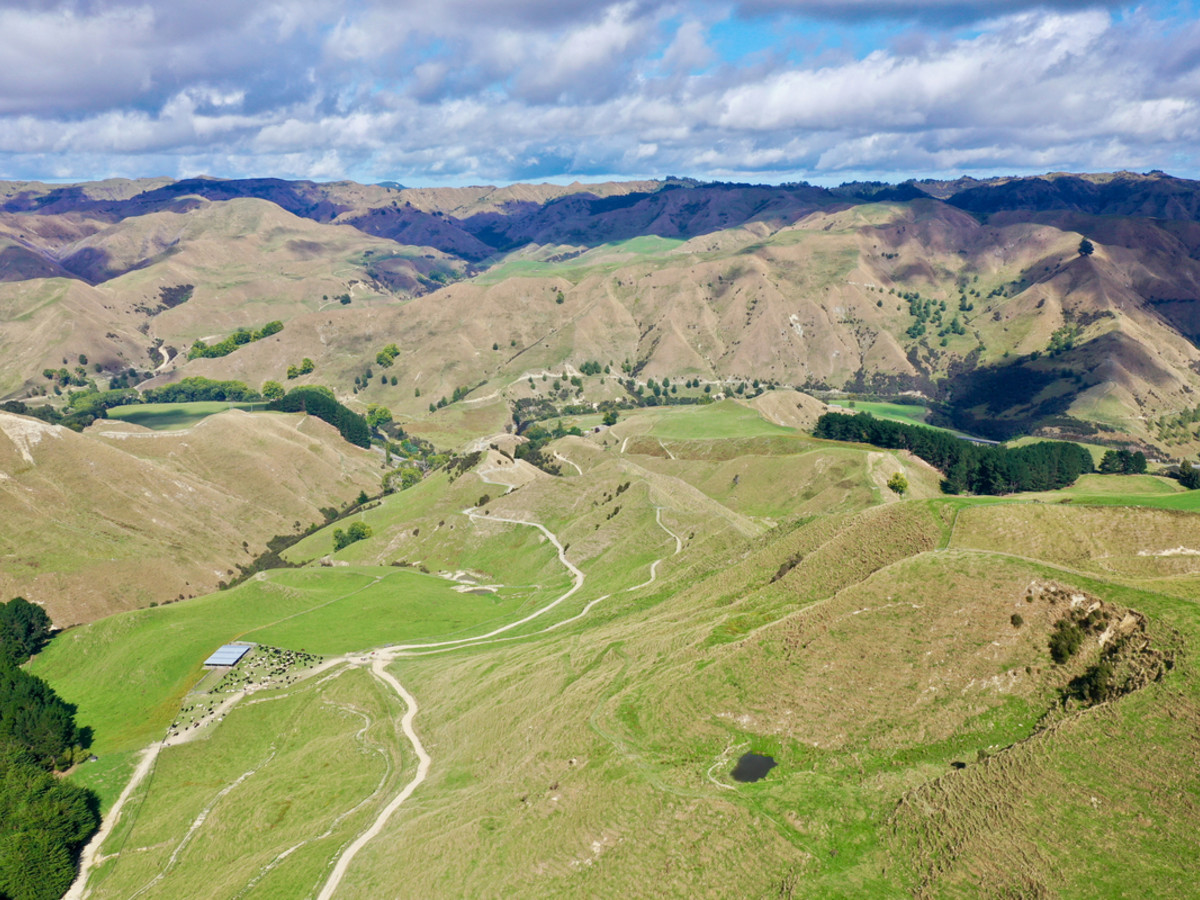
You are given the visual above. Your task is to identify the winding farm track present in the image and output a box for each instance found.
[315,504,684,898]
[553,450,583,475]
[315,660,430,900]
[73,495,681,900]
[64,746,161,900]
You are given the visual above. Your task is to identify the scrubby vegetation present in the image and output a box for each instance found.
[814,412,1093,494]
[513,423,565,475]
[332,521,372,552]
[285,358,315,380]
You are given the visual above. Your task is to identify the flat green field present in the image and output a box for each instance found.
[1018,474,1200,510]
[629,399,795,441]
[842,400,930,427]
[31,566,528,757]
[242,568,530,653]
[107,401,271,430]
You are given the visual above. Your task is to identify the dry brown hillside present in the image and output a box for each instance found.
[4,172,1200,451]
[0,409,379,625]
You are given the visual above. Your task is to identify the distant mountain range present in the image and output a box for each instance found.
[3,170,1200,452]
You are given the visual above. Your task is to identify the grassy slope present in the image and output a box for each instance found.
[0,409,379,624]
[31,401,1200,898]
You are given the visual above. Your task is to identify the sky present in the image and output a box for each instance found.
[0,0,1197,186]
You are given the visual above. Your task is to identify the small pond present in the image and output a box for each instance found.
[731,752,777,783]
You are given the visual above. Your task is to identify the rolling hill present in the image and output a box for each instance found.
[0,407,380,625]
[25,399,1200,899]
[3,171,1200,456]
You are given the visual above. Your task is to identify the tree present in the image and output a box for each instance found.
[602,410,618,427]
[1079,237,1095,256]
[0,599,52,665]
[366,404,392,430]
[886,473,908,496]
[261,381,285,401]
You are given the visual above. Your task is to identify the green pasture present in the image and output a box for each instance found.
[625,399,795,441]
[1012,474,1200,511]
[839,399,930,427]
[32,565,531,757]
[85,666,407,900]
[107,401,271,430]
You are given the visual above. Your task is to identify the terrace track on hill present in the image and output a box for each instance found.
[72,492,682,900]
[314,502,684,898]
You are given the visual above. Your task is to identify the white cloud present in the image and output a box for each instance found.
[0,2,1196,184]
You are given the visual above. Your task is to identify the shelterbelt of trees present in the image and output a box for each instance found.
[813,412,1095,494]
[0,598,98,900]
[267,385,370,447]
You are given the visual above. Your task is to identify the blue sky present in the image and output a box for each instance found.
[0,1,1196,186]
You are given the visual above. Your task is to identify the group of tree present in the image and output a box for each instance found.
[267,386,370,447]
[40,366,89,388]
[143,377,260,403]
[285,358,315,380]
[0,598,99,900]
[813,412,1094,494]
[375,344,400,367]
[1176,466,1200,490]
[187,321,282,360]
[1098,449,1148,475]
[365,404,392,430]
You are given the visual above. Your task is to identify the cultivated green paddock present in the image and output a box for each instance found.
[31,566,529,757]
[627,399,796,441]
[107,401,271,430]
[1016,473,1200,510]
[840,399,930,427]
[243,568,531,654]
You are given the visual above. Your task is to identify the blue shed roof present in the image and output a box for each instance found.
[204,644,251,667]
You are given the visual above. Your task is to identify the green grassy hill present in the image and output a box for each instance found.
[27,398,1200,899]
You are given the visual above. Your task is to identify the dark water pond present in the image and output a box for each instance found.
[731,752,777,783]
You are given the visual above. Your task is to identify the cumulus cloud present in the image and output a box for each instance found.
[0,1,1195,184]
